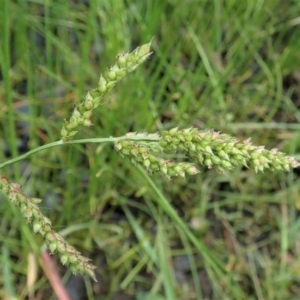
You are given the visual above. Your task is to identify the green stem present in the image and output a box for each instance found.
[1,0,20,179]
[0,135,160,170]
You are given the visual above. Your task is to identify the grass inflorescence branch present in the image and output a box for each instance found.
[159,128,299,173]
[0,175,97,281]
[60,40,153,141]
[114,129,299,178]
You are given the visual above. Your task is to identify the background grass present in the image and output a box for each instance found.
[0,0,300,299]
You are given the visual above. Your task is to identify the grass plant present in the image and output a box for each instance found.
[1,1,300,299]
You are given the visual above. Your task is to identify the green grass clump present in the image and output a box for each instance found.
[0,0,300,299]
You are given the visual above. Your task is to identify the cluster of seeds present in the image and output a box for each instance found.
[61,41,153,141]
[159,128,299,172]
[115,139,199,179]
[0,176,97,281]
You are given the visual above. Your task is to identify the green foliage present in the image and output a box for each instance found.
[0,0,300,299]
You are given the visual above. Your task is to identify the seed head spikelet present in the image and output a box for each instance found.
[61,40,153,141]
[114,128,299,176]
[0,176,97,281]
[159,128,299,172]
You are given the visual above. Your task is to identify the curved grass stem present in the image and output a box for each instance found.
[0,135,160,170]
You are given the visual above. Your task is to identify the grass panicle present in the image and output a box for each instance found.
[0,175,97,281]
[160,128,300,173]
[60,40,153,141]
[114,128,299,178]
